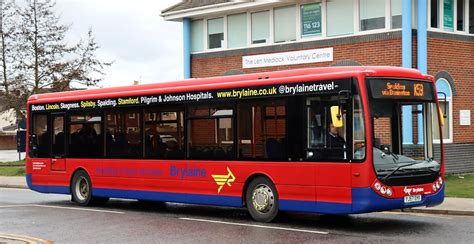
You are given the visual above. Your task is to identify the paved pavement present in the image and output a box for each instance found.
[0,150,24,162]
[0,176,473,216]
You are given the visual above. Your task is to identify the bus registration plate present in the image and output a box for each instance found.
[404,195,422,204]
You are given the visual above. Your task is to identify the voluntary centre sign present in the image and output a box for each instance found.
[242,48,333,69]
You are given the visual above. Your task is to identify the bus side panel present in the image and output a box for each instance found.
[314,163,352,213]
[89,160,317,208]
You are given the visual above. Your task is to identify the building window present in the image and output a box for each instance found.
[391,0,402,29]
[251,11,269,44]
[274,5,296,43]
[227,13,247,48]
[208,17,224,49]
[457,0,465,31]
[191,20,203,52]
[433,78,453,143]
[300,3,322,38]
[470,0,474,33]
[360,0,386,31]
[327,0,354,36]
[444,0,454,31]
[431,0,440,28]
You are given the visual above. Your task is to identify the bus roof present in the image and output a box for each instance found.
[28,66,431,104]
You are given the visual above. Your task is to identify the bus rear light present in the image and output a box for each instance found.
[372,180,393,197]
[432,177,443,192]
[374,182,381,191]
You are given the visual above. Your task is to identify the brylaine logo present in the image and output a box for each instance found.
[403,186,424,195]
[211,167,236,193]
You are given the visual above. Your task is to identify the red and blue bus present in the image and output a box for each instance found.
[26,66,445,222]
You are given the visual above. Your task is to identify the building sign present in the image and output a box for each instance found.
[301,3,322,37]
[242,48,333,69]
[460,110,471,126]
[30,78,351,112]
[368,79,435,101]
[444,0,453,31]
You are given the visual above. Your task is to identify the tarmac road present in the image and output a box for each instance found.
[0,188,473,243]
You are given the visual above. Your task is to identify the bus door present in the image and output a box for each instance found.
[306,96,352,211]
[51,113,66,171]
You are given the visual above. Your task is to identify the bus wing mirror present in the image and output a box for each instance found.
[331,106,343,128]
[437,92,448,120]
[438,107,445,126]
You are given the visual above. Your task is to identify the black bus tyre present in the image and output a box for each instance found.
[246,177,279,223]
[71,170,94,206]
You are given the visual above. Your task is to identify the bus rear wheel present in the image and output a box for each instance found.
[71,170,109,206]
[245,177,279,222]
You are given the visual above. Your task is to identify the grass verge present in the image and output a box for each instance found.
[0,160,25,165]
[0,167,25,176]
[445,174,474,198]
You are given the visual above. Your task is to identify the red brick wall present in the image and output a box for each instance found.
[191,38,403,78]
[427,38,474,144]
[0,135,16,150]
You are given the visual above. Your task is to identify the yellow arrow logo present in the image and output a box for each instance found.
[212,167,236,193]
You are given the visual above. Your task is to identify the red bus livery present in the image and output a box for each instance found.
[26,66,445,222]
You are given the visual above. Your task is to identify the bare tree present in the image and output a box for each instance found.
[16,0,111,94]
[0,0,26,116]
[1,0,16,103]
[0,0,111,116]
[52,29,112,91]
[16,0,75,93]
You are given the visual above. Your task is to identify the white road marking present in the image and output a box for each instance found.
[179,217,329,235]
[0,204,34,208]
[31,204,125,214]
[0,204,124,214]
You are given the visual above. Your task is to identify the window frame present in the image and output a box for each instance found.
[429,0,472,35]
[190,0,426,54]
[433,78,453,144]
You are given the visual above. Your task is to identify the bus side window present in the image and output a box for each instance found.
[306,97,347,161]
[144,108,184,159]
[187,104,234,160]
[30,114,50,158]
[237,99,287,160]
[68,113,103,158]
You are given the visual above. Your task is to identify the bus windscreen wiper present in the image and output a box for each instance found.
[381,161,426,183]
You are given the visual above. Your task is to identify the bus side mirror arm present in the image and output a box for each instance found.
[437,92,448,119]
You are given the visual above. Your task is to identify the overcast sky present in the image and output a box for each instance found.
[55,0,183,88]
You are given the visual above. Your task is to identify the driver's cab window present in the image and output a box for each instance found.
[306,96,347,161]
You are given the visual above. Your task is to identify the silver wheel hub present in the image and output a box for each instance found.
[75,176,89,201]
[252,184,274,213]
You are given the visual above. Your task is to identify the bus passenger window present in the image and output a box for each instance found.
[187,104,234,160]
[237,99,287,160]
[68,114,103,158]
[30,114,50,158]
[105,110,142,159]
[144,108,184,159]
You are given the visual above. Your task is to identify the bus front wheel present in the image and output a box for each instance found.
[245,177,279,222]
[71,170,109,206]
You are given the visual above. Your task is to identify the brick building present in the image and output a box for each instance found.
[161,0,474,173]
